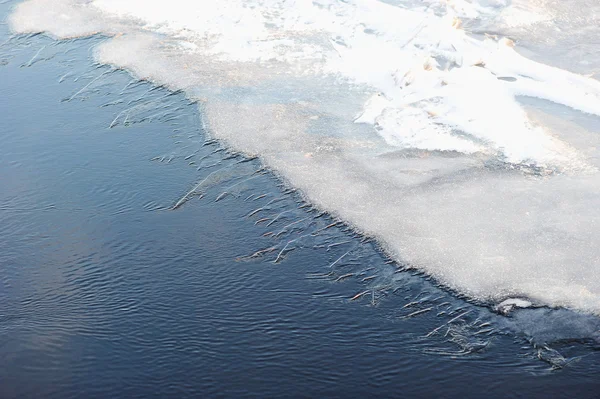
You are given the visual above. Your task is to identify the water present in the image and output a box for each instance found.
[1,1,600,397]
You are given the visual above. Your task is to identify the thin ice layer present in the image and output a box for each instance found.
[9,0,600,313]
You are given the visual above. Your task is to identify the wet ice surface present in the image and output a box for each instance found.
[1,2,600,398]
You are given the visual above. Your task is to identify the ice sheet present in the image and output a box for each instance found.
[10,0,600,313]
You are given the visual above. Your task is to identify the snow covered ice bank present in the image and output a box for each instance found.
[9,0,600,314]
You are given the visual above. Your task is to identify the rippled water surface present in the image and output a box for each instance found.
[1,1,600,398]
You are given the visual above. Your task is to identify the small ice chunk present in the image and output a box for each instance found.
[496,298,533,315]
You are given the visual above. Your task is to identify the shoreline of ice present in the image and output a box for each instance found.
[8,0,600,315]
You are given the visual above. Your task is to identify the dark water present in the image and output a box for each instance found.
[1,3,600,398]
